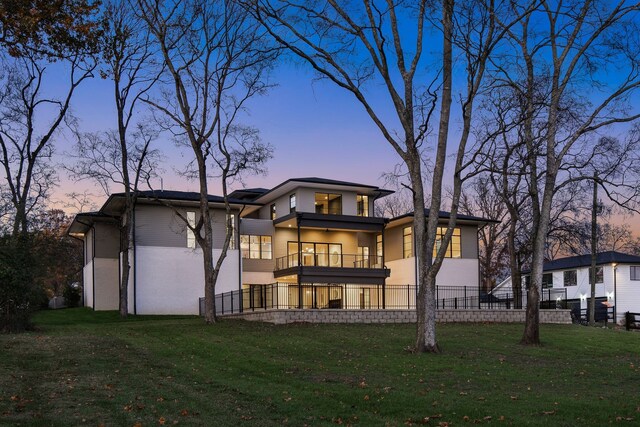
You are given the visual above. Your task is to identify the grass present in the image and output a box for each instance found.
[0,309,639,426]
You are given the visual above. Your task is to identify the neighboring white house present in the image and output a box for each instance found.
[68,178,494,315]
[493,251,640,324]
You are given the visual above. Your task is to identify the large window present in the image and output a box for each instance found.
[432,227,461,258]
[563,270,577,287]
[240,235,272,259]
[287,241,342,267]
[588,266,604,284]
[357,194,369,217]
[289,194,296,213]
[376,234,383,259]
[542,273,553,289]
[631,266,640,281]
[403,226,412,258]
[187,211,196,248]
[315,193,342,215]
[270,204,276,220]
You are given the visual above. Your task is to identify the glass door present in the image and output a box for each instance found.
[302,243,315,266]
[329,244,342,267]
[316,243,329,267]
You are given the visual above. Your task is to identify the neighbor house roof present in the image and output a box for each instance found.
[542,251,640,271]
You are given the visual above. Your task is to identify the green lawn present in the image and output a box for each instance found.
[1,309,639,426]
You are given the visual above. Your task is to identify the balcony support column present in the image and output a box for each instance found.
[297,214,302,309]
[382,222,386,309]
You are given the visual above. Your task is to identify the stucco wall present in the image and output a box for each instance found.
[135,246,239,315]
[93,258,119,310]
[83,261,94,308]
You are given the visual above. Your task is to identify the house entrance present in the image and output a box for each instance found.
[300,285,343,309]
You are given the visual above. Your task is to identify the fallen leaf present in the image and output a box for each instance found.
[159,417,166,425]
[542,410,556,416]
[180,409,189,416]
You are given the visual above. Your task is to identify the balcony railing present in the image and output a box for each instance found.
[275,253,383,270]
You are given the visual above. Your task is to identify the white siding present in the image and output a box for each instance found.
[83,261,94,309]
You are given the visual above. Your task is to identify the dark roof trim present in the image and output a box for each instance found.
[109,190,262,206]
[254,177,394,201]
[390,209,500,225]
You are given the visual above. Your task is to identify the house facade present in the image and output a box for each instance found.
[493,251,640,324]
[69,178,492,315]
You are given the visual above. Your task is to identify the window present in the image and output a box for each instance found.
[357,194,369,217]
[588,266,604,284]
[187,211,196,248]
[542,273,553,289]
[270,204,276,220]
[403,226,412,258]
[289,194,296,213]
[631,266,640,281]
[315,193,342,215]
[432,227,461,258]
[563,270,577,287]
[376,234,383,261]
[357,246,369,268]
[240,235,272,259]
[287,241,342,267]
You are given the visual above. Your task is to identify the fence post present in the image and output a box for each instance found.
[626,312,631,331]
[231,292,234,314]
[464,287,467,309]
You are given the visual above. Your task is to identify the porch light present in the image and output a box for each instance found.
[580,294,587,301]
[607,292,614,300]
[556,297,561,302]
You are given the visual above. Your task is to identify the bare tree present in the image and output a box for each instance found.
[248,0,523,352]
[459,177,509,292]
[0,53,95,237]
[66,0,161,317]
[137,0,276,323]
[491,0,640,344]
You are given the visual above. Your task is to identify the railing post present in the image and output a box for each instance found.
[464,286,467,309]
[231,291,234,314]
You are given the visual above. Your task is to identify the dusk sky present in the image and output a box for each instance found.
[53,61,407,210]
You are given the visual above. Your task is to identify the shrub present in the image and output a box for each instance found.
[0,235,43,333]
[63,283,82,308]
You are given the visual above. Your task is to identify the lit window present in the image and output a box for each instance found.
[270,204,276,220]
[403,226,412,258]
[187,211,196,248]
[357,194,369,217]
[241,235,272,260]
[432,227,461,258]
[315,193,342,215]
[289,194,296,213]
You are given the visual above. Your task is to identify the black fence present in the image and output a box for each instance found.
[626,312,640,330]
[571,306,615,325]
[200,283,568,316]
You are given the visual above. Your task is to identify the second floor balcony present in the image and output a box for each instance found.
[276,253,384,270]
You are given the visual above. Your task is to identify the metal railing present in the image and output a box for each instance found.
[201,283,568,316]
[275,253,383,270]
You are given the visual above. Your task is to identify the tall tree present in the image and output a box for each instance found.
[492,0,640,345]
[137,0,275,323]
[248,0,522,351]
[0,0,100,58]
[0,53,96,237]
[67,0,161,317]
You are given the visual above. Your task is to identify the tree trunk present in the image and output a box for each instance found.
[589,175,597,326]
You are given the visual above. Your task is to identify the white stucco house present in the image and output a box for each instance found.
[493,251,640,324]
[68,177,494,315]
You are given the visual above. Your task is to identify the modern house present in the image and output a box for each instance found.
[493,251,640,324]
[68,177,493,315]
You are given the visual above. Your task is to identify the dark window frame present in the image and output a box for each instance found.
[357,194,369,217]
[631,265,640,281]
[240,234,272,260]
[270,204,276,220]
[563,270,577,287]
[403,226,412,259]
[289,194,296,213]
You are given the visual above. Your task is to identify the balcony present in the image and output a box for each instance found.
[274,253,390,284]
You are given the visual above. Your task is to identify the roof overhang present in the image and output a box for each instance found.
[252,178,394,205]
[67,212,117,237]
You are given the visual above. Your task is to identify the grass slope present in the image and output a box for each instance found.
[0,308,639,426]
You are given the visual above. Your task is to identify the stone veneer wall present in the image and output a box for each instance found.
[221,309,572,325]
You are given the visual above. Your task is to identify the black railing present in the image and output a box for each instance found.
[571,306,615,325]
[275,253,383,270]
[625,312,640,330]
[202,283,568,316]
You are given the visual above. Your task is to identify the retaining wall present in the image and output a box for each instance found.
[221,309,572,325]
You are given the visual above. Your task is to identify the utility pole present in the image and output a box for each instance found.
[589,173,598,326]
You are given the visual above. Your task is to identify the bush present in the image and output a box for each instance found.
[63,283,82,308]
[0,235,43,333]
